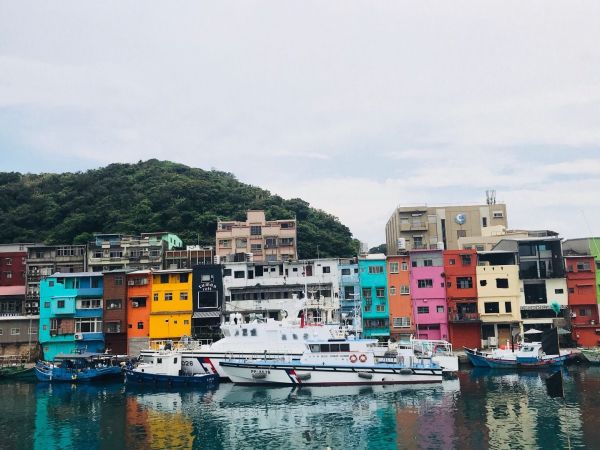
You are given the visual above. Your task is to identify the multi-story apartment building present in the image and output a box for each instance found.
[126,270,152,356]
[563,237,600,309]
[149,269,193,340]
[359,254,389,339]
[386,255,414,340]
[476,251,522,347]
[26,245,87,316]
[444,249,481,348]
[338,261,360,330]
[192,264,224,340]
[409,250,448,341]
[87,232,182,272]
[221,259,340,324]
[494,237,568,333]
[0,243,30,287]
[164,246,214,269]
[39,272,104,360]
[564,255,599,347]
[386,203,508,255]
[102,270,130,355]
[0,285,38,358]
[216,210,297,262]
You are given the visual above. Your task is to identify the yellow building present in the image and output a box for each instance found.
[149,269,192,339]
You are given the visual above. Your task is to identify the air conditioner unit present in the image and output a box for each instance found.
[488,336,498,347]
[74,333,83,340]
[132,302,139,308]
[127,280,135,286]
[214,255,221,264]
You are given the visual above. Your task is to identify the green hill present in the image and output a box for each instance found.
[0,160,359,259]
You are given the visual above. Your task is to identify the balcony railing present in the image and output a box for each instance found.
[449,312,481,322]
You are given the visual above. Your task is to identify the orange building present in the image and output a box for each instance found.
[126,270,152,356]
[444,249,481,348]
[387,255,414,340]
[566,256,599,347]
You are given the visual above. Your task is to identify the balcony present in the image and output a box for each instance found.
[77,287,103,297]
[400,222,428,231]
[449,312,481,323]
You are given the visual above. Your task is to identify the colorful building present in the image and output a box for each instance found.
[565,256,599,347]
[409,250,448,341]
[563,237,600,308]
[39,272,104,360]
[126,270,152,356]
[386,255,414,340]
[444,249,481,348]
[150,269,193,339]
[358,254,389,339]
[192,264,224,340]
[339,261,360,330]
[102,270,130,355]
[0,244,29,287]
[476,251,522,347]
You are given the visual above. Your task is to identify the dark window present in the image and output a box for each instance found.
[234,271,245,279]
[57,300,65,308]
[496,278,509,289]
[412,261,417,267]
[484,302,500,314]
[448,259,456,265]
[505,302,512,313]
[417,279,433,288]
[555,289,564,294]
[417,306,429,314]
[362,288,372,299]
[457,230,467,238]
[250,226,262,236]
[341,268,351,276]
[524,283,547,304]
[137,322,144,329]
[424,260,433,267]
[457,277,473,289]
[179,273,189,283]
[519,244,536,257]
[223,269,232,277]
[460,254,472,265]
[482,217,487,227]
[160,274,169,283]
[480,280,487,287]
[115,276,123,286]
[568,288,575,294]
[44,302,50,308]
[322,266,331,274]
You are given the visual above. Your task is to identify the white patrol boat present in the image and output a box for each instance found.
[219,338,443,386]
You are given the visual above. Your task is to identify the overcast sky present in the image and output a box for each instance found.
[2,1,600,246]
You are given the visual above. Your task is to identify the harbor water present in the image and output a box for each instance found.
[2,366,600,450]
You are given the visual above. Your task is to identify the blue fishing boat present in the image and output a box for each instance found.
[124,350,219,387]
[35,352,124,382]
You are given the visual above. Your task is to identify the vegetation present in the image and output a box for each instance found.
[0,160,359,259]
[369,244,387,255]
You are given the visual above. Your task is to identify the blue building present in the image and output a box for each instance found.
[358,255,389,339]
[338,261,360,330]
[39,272,104,360]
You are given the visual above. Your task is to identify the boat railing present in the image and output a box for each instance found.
[148,338,213,351]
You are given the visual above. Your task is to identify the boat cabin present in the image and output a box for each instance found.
[301,339,377,365]
[137,352,183,376]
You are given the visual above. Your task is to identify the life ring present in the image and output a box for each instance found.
[349,354,358,363]
[71,374,77,380]
[359,354,367,363]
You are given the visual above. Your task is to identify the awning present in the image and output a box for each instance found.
[193,311,221,319]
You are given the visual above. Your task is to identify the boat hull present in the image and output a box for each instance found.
[484,354,570,369]
[220,361,443,386]
[464,348,491,368]
[34,365,122,382]
[124,369,219,386]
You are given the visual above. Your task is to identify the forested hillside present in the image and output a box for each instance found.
[0,160,359,259]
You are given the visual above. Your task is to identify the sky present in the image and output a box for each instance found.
[1,1,600,247]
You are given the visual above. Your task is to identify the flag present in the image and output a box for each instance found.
[541,327,560,355]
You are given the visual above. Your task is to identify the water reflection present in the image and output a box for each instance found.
[2,368,600,449]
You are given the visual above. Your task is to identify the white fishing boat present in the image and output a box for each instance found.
[219,338,443,386]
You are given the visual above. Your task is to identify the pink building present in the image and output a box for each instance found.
[409,250,448,340]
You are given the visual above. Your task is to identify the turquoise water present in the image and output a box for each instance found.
[2,367,600,449]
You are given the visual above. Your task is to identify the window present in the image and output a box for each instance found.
[5,258,12,265]
[180,292,188,300]
[579,308,591,316]
[218,239,231,248]
[250,225,262,236]
[137,322,144,329]
[368,266,384,274]
[184,320,189,325]
[484,302,500,314]
[460,254,472,265]
[437,306,444,313]
[390,286,397,296]
[393,317,411,328]
[496,278,509,289]
[457,277,473,289]
[57,300,65,308]
[165,292,173,301]
[482,217,488,227]
[576,262,591,271]
[10,328,20,335]
[423,259,433,267]
[153,293,159,301]
[115,276,123,286]
[75,318,102,333]
[362,288,372,300]
[341,268,351,276]
[28,327,37,335]
[234,271,245,279]
[417,306,429,314]
[5,272,12,279]
[568,288,575,294]
[250,244,262,252]
[79,299,102,309]
[401,262,408,271]
[106,300,122,310]
[400,285,410,295]
[457,230,467,238]
[160,274,169,284]
[555,289,564,294]
[44,302,50,308]
[179,273,189,283]
[449,259,456,265]
[236,239,247,249]
[417,279,433,288]
[344,286,355,300]
[480,280,487,287]
[389,262,399,273]
[106,322,121,333]
[250,328,257,336]
[505,302,512,313]
[223,269,232,277]
[376,287,385,298]
[322,266,331,274]
[376,304,385,312]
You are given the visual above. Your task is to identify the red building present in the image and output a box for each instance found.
[565,256,599,347]
[0,245,27,287]
[102,270,130,354]
[444,249,481,348]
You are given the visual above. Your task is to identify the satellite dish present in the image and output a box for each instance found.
[455,213,466,225]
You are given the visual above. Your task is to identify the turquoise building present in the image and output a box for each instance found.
[358,255,389,339]
[338,261,360,330]
[39,272,104,360]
